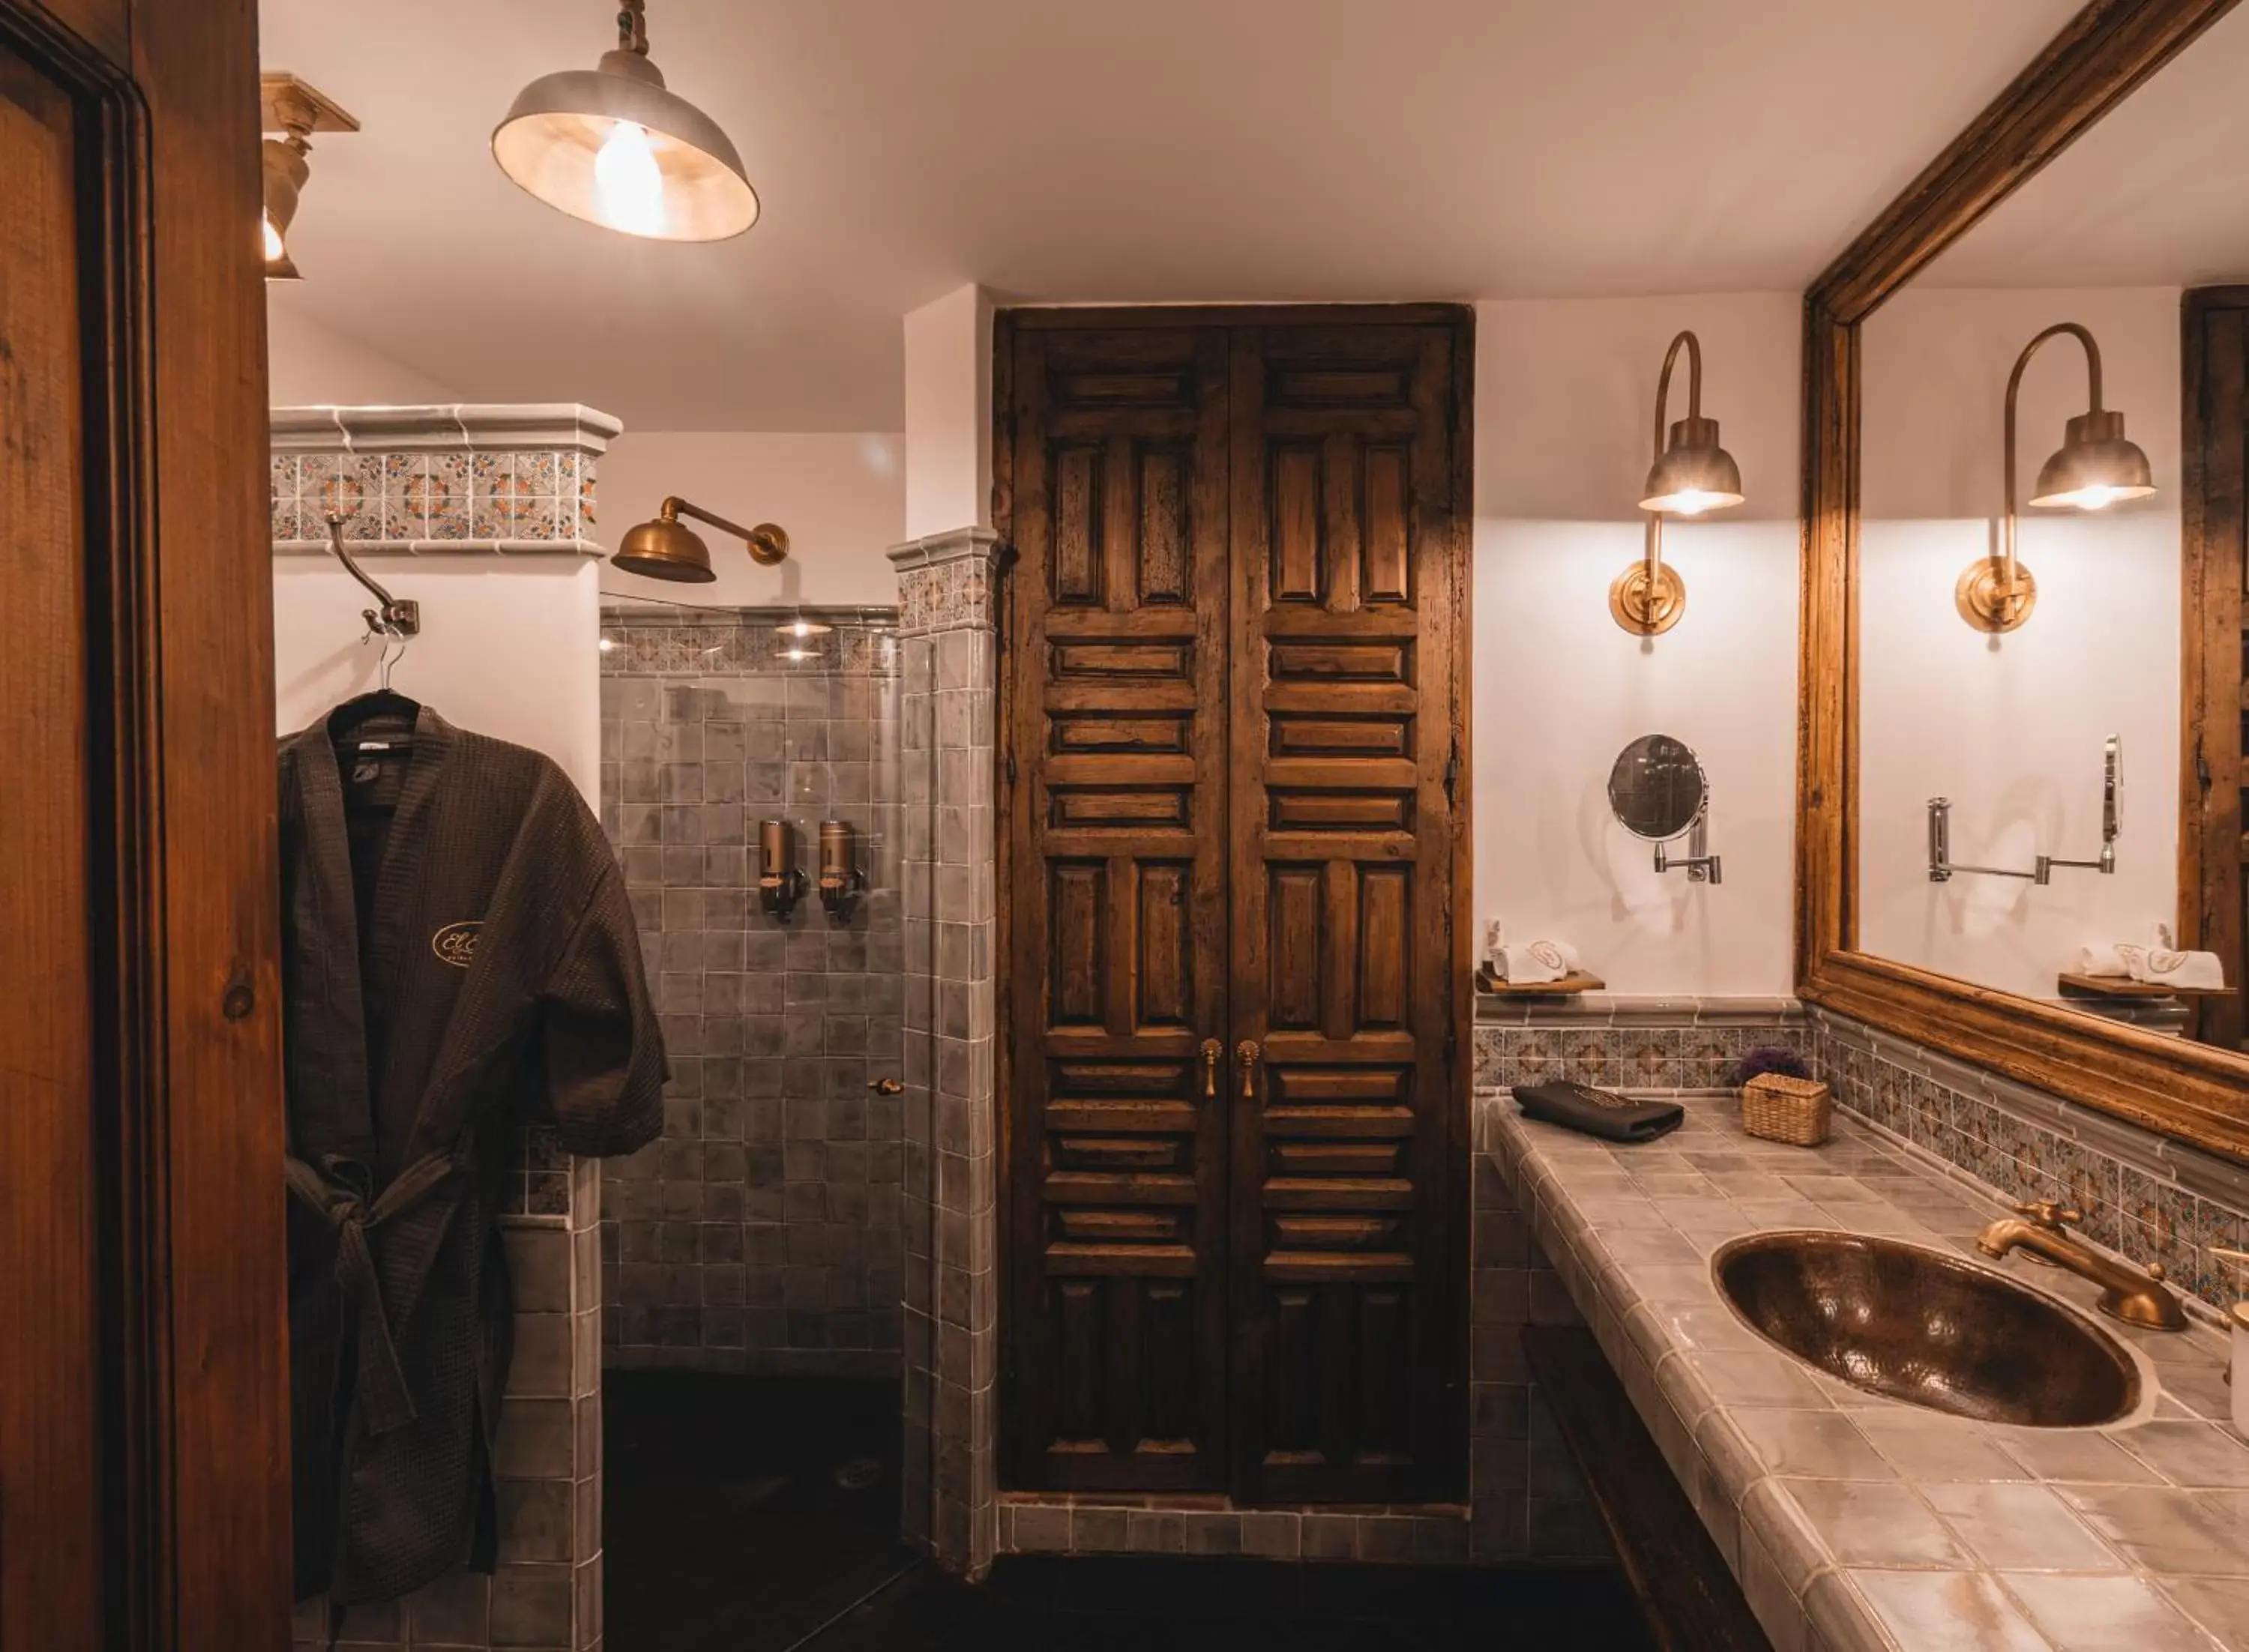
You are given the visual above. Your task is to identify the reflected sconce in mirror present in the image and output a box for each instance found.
[611,498,789,583]
[1927,735,2122,885]
[817,821,864,920]
[1613,330,1745,636]
[493,0,758,243]
[1960,324,2155,633]
[758,819,807,917]
[1609,734,1723,884]
[259,73,359,281]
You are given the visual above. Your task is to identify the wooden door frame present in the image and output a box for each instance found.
[990,303,1474,1499]
[2180,286,2249,1051]
[2,1,291,1642]
[1796,0,2249,1162]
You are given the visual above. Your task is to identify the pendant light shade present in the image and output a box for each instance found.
[493,3,756,244]
[1640,416,1744,515]
[2028,409,2155,510]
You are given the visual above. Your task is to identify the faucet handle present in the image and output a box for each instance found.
[2014,1199,2083,1232]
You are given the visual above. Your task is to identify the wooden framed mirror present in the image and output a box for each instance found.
[1798,0,2249,1159]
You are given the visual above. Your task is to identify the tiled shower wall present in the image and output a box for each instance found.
[597,606,906,1375]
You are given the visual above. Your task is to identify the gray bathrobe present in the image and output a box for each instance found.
[280,705,663,1605]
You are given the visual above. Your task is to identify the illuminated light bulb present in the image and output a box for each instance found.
[262,211,286,262]
[593,120,666,236]
[1662,488,1725,516]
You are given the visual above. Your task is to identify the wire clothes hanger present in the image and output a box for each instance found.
[323,511,424,746]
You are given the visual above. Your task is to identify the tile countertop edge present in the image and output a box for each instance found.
[1484,1093,2248,1652]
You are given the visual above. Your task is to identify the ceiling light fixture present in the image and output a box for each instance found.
[611,497,788,583]
[1958,322,2156,634]
[260,73,359,282]
[1612,330,1744,636]
[493,0,758,243]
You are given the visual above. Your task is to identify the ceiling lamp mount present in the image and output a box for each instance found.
[1959,322,2157,635]
[493,0,759,243]
[260,73,359,282]
[1612,329,1746,637]
[611,497,788,584]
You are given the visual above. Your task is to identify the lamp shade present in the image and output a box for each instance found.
[2029,409,2156,510]
[1639,415,1744,515]
[612,512,716,582]
[493,48,757,242]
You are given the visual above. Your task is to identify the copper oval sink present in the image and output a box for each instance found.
[1713,1231,2139,1427]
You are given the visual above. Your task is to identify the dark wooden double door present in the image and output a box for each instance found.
[1001,308,1471,1504]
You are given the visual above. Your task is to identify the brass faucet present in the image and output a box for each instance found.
[1977,1200,2186,1330]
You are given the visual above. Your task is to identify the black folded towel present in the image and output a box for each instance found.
[1513,1082,1685,1144]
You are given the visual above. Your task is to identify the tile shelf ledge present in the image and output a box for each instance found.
[1490,1095,2249,1652]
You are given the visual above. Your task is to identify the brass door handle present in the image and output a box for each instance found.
[868,1077,903,1096]
[1237,1040,1260,1101]
[1199,1039,1221,1100]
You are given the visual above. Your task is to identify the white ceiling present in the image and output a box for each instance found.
[259,0,2085,432]
[1920,2,2249,289]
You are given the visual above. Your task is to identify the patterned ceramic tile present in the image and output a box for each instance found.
[427,453,471,540]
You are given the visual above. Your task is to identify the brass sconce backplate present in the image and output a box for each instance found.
[1610,561,1687,636]
[1955,555,2038,634]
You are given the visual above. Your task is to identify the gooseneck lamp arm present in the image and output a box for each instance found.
[2001,322,2102,606]
[1639,331,1705,597]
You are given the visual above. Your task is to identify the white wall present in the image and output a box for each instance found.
[903,284,993,539]
[274,557,604,805]
[1472,295,1804,995]
[267,294,464,406]
[597,431,906,608]
[1858,287,2181,997]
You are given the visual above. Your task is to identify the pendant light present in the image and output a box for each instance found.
[493,0,758,243]
[1958,322,2156,634]
[1611,331,1744,636]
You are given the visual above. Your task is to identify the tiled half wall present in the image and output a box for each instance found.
[597,605,906,1375]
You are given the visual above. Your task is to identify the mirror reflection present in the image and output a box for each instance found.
[1608,734,1706,841]
[1856,4,2249,1047]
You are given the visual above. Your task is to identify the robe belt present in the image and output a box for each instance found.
[284,1147,463,1438]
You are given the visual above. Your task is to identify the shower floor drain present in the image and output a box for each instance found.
[833,1456,883,1492]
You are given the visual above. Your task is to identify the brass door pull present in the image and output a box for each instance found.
[1199,1039,1221,1100]
[1237,1040,1260,1101]
[868,1077,904,1096]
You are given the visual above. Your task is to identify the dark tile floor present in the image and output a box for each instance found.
[604,1373,1652,1652]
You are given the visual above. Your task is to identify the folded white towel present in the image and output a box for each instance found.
[2128,947,2227,991]
[2073,944,2133,978]
[1493,940,1580,984]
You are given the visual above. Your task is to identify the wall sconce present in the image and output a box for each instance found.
[758,819,807,917]
[1612,330,1744,637]
[817,821,864,920]
[611,498,789,583]
[259,73,358,282]
[493,0,758,243]
[1960,323,2155,634]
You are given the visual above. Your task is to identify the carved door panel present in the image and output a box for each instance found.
[1005,325,1235,1490]
[1226,322,1467,1504]
[1002,310,1467,1503]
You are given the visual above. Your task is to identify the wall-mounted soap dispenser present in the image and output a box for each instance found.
[759,819,807,917]
[817,819,864,920]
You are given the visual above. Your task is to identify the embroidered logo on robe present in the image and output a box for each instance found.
[431,921,482,968]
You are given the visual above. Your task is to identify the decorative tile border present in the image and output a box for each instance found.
[271,404,619,557]
[1810,1006,2249,1314]
[1472,998,1812,1094]
[997,1498,1473,1566]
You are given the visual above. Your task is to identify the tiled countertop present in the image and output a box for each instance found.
[1489,1095,2249,1652]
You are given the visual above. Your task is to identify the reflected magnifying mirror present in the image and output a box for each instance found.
[1610,735,1723,884]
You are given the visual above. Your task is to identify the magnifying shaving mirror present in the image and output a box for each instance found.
[1609,734,1723,884]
